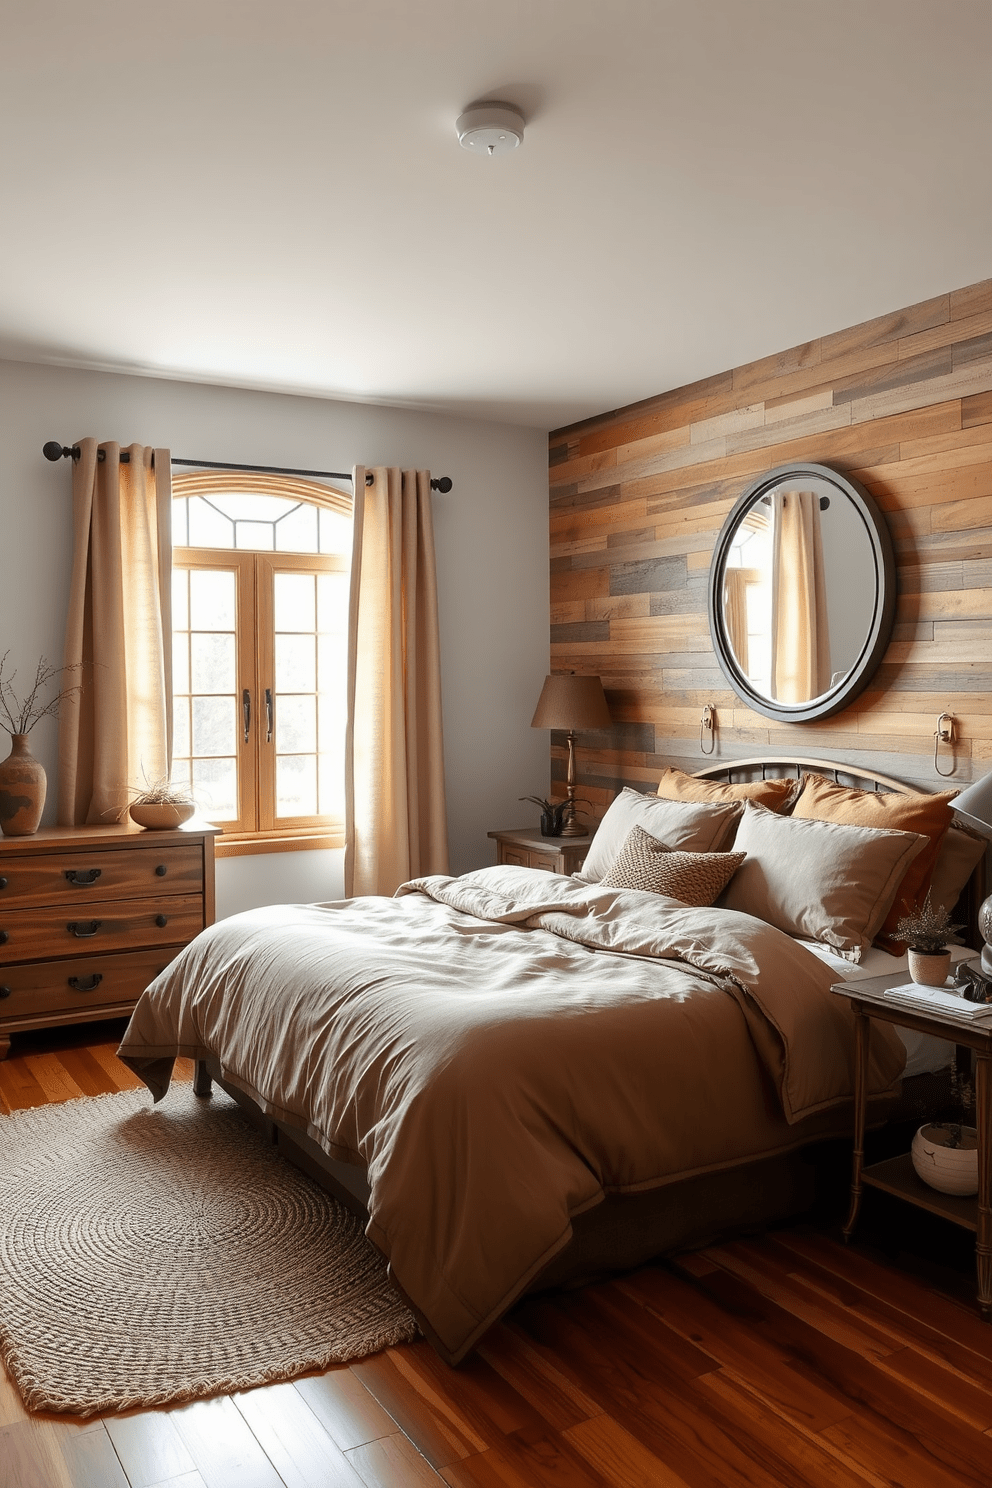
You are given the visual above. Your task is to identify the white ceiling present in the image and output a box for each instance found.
[2,0,989,431]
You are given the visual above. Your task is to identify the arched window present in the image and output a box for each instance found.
[171,472,351,854]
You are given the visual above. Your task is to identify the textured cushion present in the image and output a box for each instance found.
[601,826,746,905]
[656,767,799,817]
[929,825,987,915]
[577,789,743,884]
[718,801,929,960]
[791,774,956,953]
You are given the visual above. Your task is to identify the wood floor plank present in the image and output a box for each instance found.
[168,1396,285,1488]
[564,1413,692,1487]
[821,1410,985,1488]
[292,1369,397,1451]
[618,1265,856,1432]
[0,1361,30,1426]
[53,1046,125,1099]
[56,1421,132,1488]
[0,1418,74,1488]
[345,1430,448,1486]
[22,1051,84,1104]
[233,1381,364,1487]
[476,1323,602,1432]
[349,1352,483,1469]
[86,1042,147,1091]
[145,1475,208,1488]
[441,1422,610,1488]
[394,1337,561,1442]
[104,1409,197,1487]
[0,1055,49,1111]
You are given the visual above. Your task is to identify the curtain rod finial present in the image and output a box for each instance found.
[43,441,72,461]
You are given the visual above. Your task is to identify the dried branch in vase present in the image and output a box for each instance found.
[0,653,82,737]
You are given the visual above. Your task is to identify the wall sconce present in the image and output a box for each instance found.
[700,704,716,756]
[934,712,956,777]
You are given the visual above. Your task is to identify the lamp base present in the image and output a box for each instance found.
[559,818,588,837]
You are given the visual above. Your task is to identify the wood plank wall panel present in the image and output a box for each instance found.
[548,279,992,816]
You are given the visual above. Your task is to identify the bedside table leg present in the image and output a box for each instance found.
[0,1035,9,1061]
[976,1052,992,1319]
[843,1010,870,1243]
[193,1059,213,1098]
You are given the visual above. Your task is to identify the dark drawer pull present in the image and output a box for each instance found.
[67,920,102,938]
[65,868,102,886]
[155,864,168,877]
[155,914,169,928]
[0,930,7,945]
[0,985,10,1000]
[68,973,103,993]
[0,877,7,890]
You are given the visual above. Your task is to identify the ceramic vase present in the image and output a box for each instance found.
[907,948,952,987]
[0,733,46,836]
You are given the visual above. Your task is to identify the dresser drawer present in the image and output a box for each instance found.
[0,843,203,910]
[0,946,179,1017]
[0,895,204,963]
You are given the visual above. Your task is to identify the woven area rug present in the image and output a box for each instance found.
[0,1084,417,1416]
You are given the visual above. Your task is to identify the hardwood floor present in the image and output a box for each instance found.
[3,1025,992,1487]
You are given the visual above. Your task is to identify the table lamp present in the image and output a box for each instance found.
[952,767,992,975]
[531,673,611,836]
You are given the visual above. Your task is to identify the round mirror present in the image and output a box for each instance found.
[707,462,896,723]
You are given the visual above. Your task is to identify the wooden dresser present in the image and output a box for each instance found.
[0,823,217,1058]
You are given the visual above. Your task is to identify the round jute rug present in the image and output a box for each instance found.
[0,1084,417,1416]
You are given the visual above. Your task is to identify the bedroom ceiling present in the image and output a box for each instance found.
[1,0,989,430]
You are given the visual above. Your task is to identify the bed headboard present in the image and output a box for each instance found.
[693,754,987,949]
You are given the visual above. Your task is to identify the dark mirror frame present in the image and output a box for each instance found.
[707,461,896,724]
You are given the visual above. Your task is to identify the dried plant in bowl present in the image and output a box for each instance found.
[126,777,196,831]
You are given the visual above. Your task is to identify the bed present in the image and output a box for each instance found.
[117,756,988,1365]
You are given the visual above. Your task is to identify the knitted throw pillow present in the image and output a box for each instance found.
[601,825,746,906]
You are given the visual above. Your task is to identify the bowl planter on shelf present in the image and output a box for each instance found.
[911,1123,978,1196]
[129,800,195,830]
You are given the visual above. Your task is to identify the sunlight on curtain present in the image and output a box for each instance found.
[345,465,449,896]
[770,490,830,704]
[58,440,172,824]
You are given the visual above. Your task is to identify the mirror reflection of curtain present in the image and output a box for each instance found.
[770,490,830,703]
[722,569,750,674]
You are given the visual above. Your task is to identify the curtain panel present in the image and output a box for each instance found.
[58,440,173,826]
[770,489,830,705]
[345,465,449,896]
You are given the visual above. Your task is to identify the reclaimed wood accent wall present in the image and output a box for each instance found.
[548,279,992,816]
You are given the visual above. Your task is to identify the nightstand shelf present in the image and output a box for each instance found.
[832,965,992,1318]
[487,828,590,877]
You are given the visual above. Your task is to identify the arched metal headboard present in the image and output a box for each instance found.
[694,755,912,795]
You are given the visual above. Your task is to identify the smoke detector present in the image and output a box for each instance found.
[455,101,525,155]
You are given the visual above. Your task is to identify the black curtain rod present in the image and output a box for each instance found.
[42,443,454,493]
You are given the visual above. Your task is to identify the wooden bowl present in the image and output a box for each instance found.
[128,801,195,831]
[911,1123,978,1196]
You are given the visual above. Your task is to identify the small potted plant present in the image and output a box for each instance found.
[895,891,964,987]
[126,777,197,831]
[519,794,591,838]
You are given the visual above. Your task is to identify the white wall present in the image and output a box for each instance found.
[0,359,550,909]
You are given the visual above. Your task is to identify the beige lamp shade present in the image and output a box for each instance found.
[531,673,611,731]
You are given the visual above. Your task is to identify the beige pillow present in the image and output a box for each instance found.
[577,788,742,884]
[601,826,745,905]
[656,766,800,815]
[718,802,929,960]
[929,825,987,914]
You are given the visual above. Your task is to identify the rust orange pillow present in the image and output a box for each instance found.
[656,767,799,816]
[790,774,957,954]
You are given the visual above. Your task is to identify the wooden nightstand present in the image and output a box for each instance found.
[832,965,992,1318]
[487,828,590,877]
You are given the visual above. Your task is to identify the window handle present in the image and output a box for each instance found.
[265,688,273,744]
[242,688,251,743]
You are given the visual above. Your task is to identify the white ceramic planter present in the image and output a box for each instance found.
[907,948,952,987]
[911,1123,978,1196]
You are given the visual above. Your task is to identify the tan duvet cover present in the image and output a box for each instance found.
[118,865,904,1364]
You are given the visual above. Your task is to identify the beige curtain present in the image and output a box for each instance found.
[345,465,449,896]
[58,440,172,825]
[770,490,830,704]
[722,568,751,675]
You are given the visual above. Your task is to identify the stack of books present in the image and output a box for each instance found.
[882,983,992,1022]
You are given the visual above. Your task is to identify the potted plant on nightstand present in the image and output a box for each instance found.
[519,794,591,839]
[895,892,964,987]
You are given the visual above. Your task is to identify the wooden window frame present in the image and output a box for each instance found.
[172,473,351,859]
